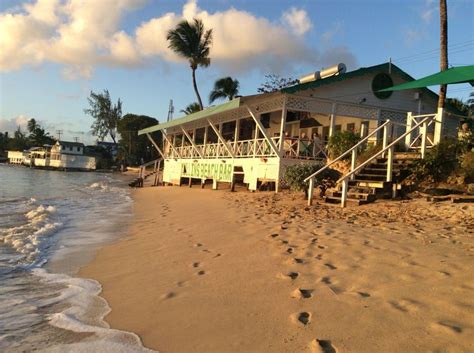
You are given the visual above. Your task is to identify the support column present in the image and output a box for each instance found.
[233,119,240,154]
[278,100,288,156]
[253,116,259,157]
[328,103,337,138]
[433,107,444,145]
[404,112,414,150]
[203,126,208,157]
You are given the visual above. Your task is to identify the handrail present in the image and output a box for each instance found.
[337,116,433,183]
[303,120,391,182]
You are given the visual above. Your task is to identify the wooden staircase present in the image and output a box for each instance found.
[129,159,162,188]
[324,152,420,206]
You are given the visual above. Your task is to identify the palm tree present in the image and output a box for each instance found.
[438,0,448,109]
[209,77,240,104]
[181,102,201,115]
[167,18,213,111]
[27,119,37,134]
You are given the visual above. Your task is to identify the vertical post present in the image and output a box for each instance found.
[328,103,337,138]
[433,108,444,145]
[386,146,394,182]
[420,121,428,159]
[405,112,414,149]
[360,122,367,139]
[278,99,288,156]
[233,119,240,154]
[382,122,389,158]
[341,177,348,208]
[203,126,208,157]
[307,177,314,206]
[373,110,382,146]
[350,149,357,180]
[253,115,259,157]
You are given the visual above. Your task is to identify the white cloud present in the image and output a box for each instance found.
[403,28,426,46]
[0,115,30,133]
[281,7,313,36]
[0,0,355,78]
[421,0,437,23]
[321,21,343,44]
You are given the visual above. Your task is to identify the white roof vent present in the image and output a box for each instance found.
[299,63,347,84]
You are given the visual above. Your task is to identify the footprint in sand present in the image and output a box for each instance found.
[197,270,206,276]
[291,288,313,299]
[320,276,332,284]
[161,292,176,300]
[309,339,338,353]
[324,263,337,270]
[432,321,463,334]
[192,262,200,268]
[270,233,279,238]
[357,291,371,298]
[295,312,311,325]
[286,248,294,254]
[315,254,323,260]
[277,272,300,280]
[195,243,203,247]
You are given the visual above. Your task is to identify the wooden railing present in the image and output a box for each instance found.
[166,137,323,160]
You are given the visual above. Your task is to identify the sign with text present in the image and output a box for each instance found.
[181,161,233,182]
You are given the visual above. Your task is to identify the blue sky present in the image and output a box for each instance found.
[0,0,473,143]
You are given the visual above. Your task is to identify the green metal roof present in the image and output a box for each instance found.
[281,63,405,93]
[379,65,474,91]
[138,98,241,135]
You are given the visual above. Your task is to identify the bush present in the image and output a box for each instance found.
[284,163,340,195]
[460,151,474,182]
[410,138,460,182]
[327,131,360,159]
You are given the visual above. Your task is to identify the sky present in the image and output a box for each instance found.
[0,0,473,144]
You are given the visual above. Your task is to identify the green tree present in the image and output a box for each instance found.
[26,119,54,146]
[7,127,28,151]
[209,77,240,104]
[117,114,161,165]
[257,74,298,93]
[167,18,213,110]
[85,89,122,144]
[181,102,201,115]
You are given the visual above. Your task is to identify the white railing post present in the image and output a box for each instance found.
[386,146,394,182]
[341,177,349,208]
[433,107,444,145]
[382,122,389,157]
[350,148,357,181]
[404,112,413,150]
[420,121,428,159]
[307,177,314,206]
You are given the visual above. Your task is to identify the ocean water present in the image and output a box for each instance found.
[0,164,154,352]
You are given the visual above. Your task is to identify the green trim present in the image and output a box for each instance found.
[138,98,241,135]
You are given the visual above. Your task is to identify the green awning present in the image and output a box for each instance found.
[379,65,474,92]
[138,98,241,135]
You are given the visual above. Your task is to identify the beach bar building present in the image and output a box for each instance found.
[139,63,462,191]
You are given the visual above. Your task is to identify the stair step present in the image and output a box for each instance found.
[356,173,387,180]
[350,180,390,189]
[324,196,371,206]
[328,191,376,201]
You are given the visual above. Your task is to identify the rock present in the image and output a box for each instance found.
[467,183,474,195]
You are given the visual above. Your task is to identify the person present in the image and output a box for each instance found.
[458,122,472,140]
[283,131,292,156]
[299,132,310,157]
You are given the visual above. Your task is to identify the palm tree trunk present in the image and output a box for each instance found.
[438,0,448,108]
[192,68,204,110]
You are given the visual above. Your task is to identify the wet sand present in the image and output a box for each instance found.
[80,187,474,353]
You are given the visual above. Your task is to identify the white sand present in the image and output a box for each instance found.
[81,187,474,353]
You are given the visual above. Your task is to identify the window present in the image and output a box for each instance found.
[77,146,80,152]
[347,123,355,132]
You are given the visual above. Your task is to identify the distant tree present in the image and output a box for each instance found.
[27,118,38,134]
[0,132,8,155]
[84,89,122,144]
[468,92,474,117]
[117,114,161,165]
[167,18,213,110]
[7,127,28,151]
[257,74,299,93]
[446,98,469,116]
[181,102,201,115]
[209,77,240,104]
[26,118,55,146]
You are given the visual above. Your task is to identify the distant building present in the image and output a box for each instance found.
[8,140,96,171]
[96,141,118,158]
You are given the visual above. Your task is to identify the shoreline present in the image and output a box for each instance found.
[80,187,474,353]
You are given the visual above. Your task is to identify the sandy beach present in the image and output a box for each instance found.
[80,187,474,353]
